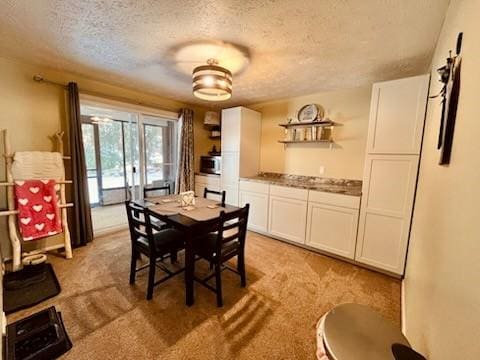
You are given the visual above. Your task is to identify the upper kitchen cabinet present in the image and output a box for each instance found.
[221,107,242,152]
[221,107,262,165]
[367,74,430,155]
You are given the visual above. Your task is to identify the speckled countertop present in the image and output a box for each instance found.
[240,172,362,197]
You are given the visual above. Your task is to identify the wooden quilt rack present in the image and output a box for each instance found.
[0,129,73,271]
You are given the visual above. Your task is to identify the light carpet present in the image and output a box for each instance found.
[7,231,400,359]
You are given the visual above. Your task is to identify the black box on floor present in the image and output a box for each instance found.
[6,306,72,360]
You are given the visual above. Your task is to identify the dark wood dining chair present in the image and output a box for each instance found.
[143,183,171,198]
[144,183,171,231]
[193,204,249,307]
[203,187,226,207]
[125,201,185,300]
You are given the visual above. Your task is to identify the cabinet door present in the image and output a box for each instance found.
[221,151,239,186]
[355,154,419,274]
[221,151,240,206]
[367,74,429,155]
[194,183,205,198]
[223,184,239,206]
[205,177,220,192]
[239,190,269,233]
[221,108,241,152]
[268,196,307,244]
[306,203,358,259]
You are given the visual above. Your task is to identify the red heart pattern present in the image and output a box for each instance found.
[15,180,62,241]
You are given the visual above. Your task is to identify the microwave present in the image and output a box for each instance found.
[200,156,221,175]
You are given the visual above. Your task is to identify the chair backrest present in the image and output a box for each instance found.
[125,201,155,250]
[203,187,226,207]
[144,183,171,198]
[215,204,250,256]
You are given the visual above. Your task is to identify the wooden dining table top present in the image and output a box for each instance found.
[134,195,239,228]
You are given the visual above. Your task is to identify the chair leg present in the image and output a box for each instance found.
[146,259,156,300]
[130,249,137,285]
[215,263,223,307]
[238,253,246,288]
[171,249,178,264]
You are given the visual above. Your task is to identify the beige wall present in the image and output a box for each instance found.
[0,56,213,258]
[250,86,371,180]
[404,0,480,359]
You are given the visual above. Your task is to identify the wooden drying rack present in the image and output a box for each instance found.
[0,129,73,271]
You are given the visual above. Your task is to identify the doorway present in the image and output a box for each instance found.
[80,100,177,234]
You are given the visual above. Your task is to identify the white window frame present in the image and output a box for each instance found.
[79,94,178,201]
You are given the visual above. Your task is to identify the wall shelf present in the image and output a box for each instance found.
[279,120,335,148]
[278,139,333,144]
[278,120,336,128]
[278,139,334,149]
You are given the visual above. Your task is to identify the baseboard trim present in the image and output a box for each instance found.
[248,229,402,279]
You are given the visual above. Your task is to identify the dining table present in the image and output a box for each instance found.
[134,194,240,306]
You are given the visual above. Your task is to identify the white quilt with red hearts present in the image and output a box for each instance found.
[15,179,62,241]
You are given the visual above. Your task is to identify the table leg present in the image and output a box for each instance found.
[185,230,195,306]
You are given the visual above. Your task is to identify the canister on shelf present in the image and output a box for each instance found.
[305,127,312,141]
[316,127,323,140]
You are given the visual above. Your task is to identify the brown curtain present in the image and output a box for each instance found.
[67,82,93,247]
[175,108,195,193]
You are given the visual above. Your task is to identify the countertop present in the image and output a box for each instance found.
[240,172,362,197]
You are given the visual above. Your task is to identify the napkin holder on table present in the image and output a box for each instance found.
[180,191,195,207]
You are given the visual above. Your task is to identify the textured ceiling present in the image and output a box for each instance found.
[0,0,450,106]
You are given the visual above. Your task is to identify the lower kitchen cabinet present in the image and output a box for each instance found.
[239,180,270,233]
[305,202,359,259]
[268,195,308,244]
[194,174,221,201]
[223,184,239,206]
[355,154,419,275]
[239,190,269,233]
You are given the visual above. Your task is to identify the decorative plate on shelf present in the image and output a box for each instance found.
[297,104,324,122]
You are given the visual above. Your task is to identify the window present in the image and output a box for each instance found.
[99,120,125,189]
[143,117,176,186]
[80,102,177,206]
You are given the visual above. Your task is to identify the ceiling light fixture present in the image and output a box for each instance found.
[192,59,232,101]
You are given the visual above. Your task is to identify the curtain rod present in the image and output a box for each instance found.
[32,74,181,113]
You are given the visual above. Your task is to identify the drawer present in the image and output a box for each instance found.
[239,180,269,194]
[206,177,220,188]
[195,175,220,188]
[269,185,308,201]
[308,190,360,209]
[195,175,208,184]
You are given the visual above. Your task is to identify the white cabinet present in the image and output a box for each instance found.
[306,203,358,259]
[239,181,270,233]
[221,152,240,185]
[220,107,261,206]
[306,190,360,259]
[268,185,308,244]
[356,154,419,274]
[357,74,429,275]
[221,151,240,206]
[367,75,430,155]
[195,174,221,200]
[221,107,242,152]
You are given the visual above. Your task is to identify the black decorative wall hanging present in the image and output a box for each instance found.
[430,32,463,165]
